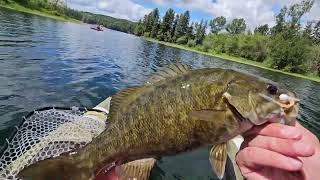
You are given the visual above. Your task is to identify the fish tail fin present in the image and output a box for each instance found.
[17,157,92,180]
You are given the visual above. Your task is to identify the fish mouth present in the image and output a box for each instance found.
[258,93,299,125]
[258,93,299,109]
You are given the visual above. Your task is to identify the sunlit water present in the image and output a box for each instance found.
[0,7,319,179]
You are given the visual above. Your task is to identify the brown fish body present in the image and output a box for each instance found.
[18,66,295,180]
[75,68,252,175]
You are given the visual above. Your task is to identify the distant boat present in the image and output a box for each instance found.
[91,26,103,31]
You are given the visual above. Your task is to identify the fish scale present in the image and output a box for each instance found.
[72,70,229,170]
[85,70,232,165]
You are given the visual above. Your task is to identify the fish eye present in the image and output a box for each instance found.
[267,84,278,95]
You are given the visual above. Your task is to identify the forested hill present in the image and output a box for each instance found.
[0,0,136,33]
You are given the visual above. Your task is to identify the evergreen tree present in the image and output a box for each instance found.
[186,22,195,40]
[171,14,180,42]
[134,20,145,36]
[142,14,152,35]
[174,11,190,40]
[160,8,175,37]
[150,8,160,38]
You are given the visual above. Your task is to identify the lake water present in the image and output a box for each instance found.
[0,7,319,180]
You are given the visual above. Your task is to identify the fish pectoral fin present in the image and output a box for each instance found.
[190,110,225,121]
[226,136,244,180]
[209,143,227,179]
[117,158,156,180]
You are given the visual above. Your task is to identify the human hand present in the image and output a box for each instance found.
[236,122,320,180]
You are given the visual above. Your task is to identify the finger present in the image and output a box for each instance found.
[236,147,303,172]
[243,168,304,180]
[247,135,315,157]
[243,123,302,140]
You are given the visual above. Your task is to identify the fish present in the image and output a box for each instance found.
[17,64,299,180]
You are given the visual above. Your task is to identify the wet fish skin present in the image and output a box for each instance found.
[18,67,295,180]
[82,69,245,168]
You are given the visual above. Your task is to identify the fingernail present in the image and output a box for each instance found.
[282,128,301,139]
[290,159,302,170]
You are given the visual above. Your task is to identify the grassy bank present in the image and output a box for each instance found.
[144,38,320,83]
[0,1,81,23]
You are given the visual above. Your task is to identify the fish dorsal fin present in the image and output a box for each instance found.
[209,143,227,179]
[117,158,156,180]
[146,63,191,85]
[109,86,142,119]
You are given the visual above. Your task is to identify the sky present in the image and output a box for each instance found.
[67,0,320,29]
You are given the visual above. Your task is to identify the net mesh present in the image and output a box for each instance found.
[0,107,106,179]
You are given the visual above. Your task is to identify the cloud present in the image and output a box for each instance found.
[150,0,320,29]
[68,0,152,21]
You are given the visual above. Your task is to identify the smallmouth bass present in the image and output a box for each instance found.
[18,64,299,180]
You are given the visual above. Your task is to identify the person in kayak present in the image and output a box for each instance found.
[97,25,102,31]
[98,120,320,180]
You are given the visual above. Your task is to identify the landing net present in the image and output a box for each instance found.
[0,107,106,179]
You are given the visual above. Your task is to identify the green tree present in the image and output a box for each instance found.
[226,18,246,34]
[186,22,195,40]
[174,11,190,40]
[160,8,175,36]
[142,14,152,35]
[309,46,320,75]
[287,0,314,30]
[303,21,314,40]
[272,7,287,34]
[176,36,188,45]
[313,20,320,44]
[209,16,226,34]
[272,0,314,34]
[254,24,269,35]
[270,33,310,73]
[150,8,160,38]
[134,20,145,36]
[194,20,208,45]
[171,14,180,42]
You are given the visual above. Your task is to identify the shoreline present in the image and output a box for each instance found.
[144,38,320,83]
[0,2,81,23]
[1,2,319,83]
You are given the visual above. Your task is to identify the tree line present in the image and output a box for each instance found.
[134,0,320,77]
[0,0,136,33]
